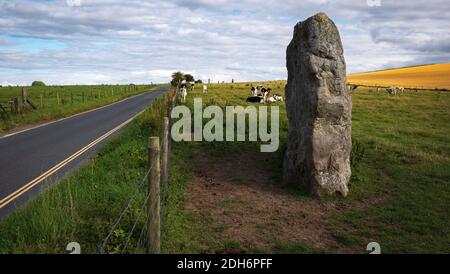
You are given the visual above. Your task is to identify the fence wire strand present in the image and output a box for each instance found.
[136,209,150,251]
[98,163,154,254]
[121,191,161,253]
[121,191,152,254]
[99,90,175,254]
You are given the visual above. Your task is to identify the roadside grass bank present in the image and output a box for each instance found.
[0,84,165,133]
[0,91,174,253]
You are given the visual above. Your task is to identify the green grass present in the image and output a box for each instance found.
[0,84,165,133]
[163,83,450,254]
[0,82,448,254]
[335,88,450,253]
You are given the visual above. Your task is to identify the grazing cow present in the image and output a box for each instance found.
[273,94,284,102]
[266,94,284,103]
[251,86,258,96]
[261,88,272,103]
[266,96,276,103]
[260,87,270,95]
[203,85,208,93]
[179,83,188,93]
[386,86,397,95]
[246,96,264,103]
[251,86,264,97]
[377,87,382,93]
[347,84,359,92]
[189,82,195,91]
[397,86,405,94]
[180,87,187,103]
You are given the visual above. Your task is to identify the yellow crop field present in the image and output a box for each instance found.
[347,63,450,90]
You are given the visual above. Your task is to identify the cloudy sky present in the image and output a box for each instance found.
[0,0,449,86]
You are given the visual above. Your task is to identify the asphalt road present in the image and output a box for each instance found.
[0,88,167,219]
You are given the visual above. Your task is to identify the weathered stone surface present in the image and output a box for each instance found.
[283,13,352,197]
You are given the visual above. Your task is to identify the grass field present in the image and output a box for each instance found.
[163,83,449,254]
[0,84,164,133]
[0,82,448,254]
[347,63,450,90]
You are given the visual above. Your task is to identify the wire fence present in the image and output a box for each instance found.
[97,89,177,254]
[97,168,152,254]
[346,82,449,92]
[0,85,158,122]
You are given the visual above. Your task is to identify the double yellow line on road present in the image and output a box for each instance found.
[0,115,137,210]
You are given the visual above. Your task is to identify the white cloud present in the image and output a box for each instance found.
[67,0,82,7]
[0,0,449,85]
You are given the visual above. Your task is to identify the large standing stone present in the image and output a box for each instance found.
[283,13,352,197]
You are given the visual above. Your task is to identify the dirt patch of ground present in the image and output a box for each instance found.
[185,149,388,254]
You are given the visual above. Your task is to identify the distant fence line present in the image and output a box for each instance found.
[346,82,449,91]
[97,89,177,254]
[0,85,155,120]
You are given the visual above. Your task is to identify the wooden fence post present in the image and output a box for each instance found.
[161,117,170,184]
[14,98,20,114]
[147,137,161,254]
[57,92,60,106]
[22,88,30,109]
[40,94,43,109]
